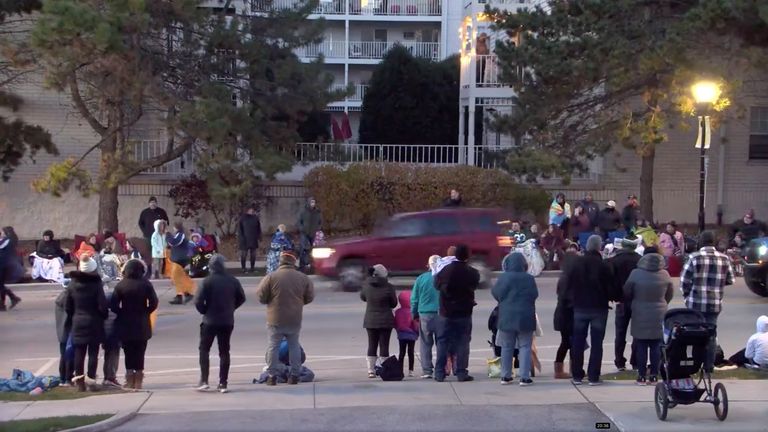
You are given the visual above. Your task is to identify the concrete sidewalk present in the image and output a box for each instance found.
[2,379,765,431]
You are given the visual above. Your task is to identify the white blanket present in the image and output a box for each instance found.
[29,253,64,284]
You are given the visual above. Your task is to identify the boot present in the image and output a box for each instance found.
[124,370,136,390]
[366,356,377,378]
[134,370,144,390]
[169,295,183,305]
[74,375,86,392]
[554,362,571,379]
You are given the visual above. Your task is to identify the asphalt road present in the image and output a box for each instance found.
[1,276,766,432]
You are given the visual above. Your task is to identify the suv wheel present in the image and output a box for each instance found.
[469,258,491,289]
[744,265,768,297]
[338,259,366,292]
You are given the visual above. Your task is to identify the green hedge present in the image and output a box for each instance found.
[304,163,551,233]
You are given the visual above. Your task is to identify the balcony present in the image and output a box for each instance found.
[135,140,195,176]
[250,0,441,16]
[297,40,440,61]
[461,55,511,88]
[328,83,369,105]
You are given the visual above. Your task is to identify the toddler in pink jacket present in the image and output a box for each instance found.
[395,291,419,377]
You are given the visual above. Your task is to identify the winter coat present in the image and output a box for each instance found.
[197,262,246,327]
[394,291,419,341]
[579,200,601,229]
[564,250,613,311]
[434,261,480,319]
[138,206,169,238]
[635,226,659,248]
[36,239,65,260]
[103,290,119,347]
[54,289,71,343]
[360,276,397,329]
[598,208,621,233]
[410,271,439,316]
[571,214,593,239]
[541,228,566,253]
[257,260,313,330]
[166,231,190,266]
[607,249,641,303]
[549,200,572,227]
[730,219,768,242]
[492,253,538,333]
[65,271,108,345]
[623,254,674,340]
[553,252,579,333]
[238,213,262,250]
[298,206,322,237]
[110,262,159,342]
[745,315,768,366]
[659,231,685,258]
[442,197,463,207]
[622,205,640,232]
[151,220,167,259]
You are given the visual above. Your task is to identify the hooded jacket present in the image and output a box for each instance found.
[111,260,159,341]
[166,230,189,265]
[492,253,538,333]
[745,315,768,366]
[151,220,167,259]
[36,231,65,260]
[257,256,313,330]
[360,276,397,329]
[598,208,621,233]
[623,254,674,340]
[238,213,262,250]
[298,205,322,237]
[197,255,246,327]
[139,206,169,238]
[564,250,613,311]
[434,261,480,318]
[394,291,419,341]
[411,271,439,316]
[607,248,641,303]
[65,271,108,345]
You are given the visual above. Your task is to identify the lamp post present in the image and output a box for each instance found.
[691,81,721,234]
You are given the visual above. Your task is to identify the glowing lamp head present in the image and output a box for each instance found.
[691,81,720,105]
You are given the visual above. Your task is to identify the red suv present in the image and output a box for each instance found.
[311,208,511,291]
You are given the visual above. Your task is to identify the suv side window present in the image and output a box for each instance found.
[385,216,428,238]
[427,215,461,236]
[473,214,501,233]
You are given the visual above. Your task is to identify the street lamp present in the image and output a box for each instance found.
[691,81,721,234]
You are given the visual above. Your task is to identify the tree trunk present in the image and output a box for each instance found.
[98,185,119,233]
[639,148,655,223]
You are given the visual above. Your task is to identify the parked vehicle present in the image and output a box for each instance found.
[311,208,512,291]
[743,237,768,297]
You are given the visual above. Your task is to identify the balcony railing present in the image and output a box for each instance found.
[462,55,509,88]
[328,83,368,102]
[135,140,195,176]
[298,41,440,60]
[251,0,441,16]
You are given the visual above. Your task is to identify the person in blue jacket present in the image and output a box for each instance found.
[492,252,539,387]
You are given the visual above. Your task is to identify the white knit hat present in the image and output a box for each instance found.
[79,256,98,273]
[372,264,388,279]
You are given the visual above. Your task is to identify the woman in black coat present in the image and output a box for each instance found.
[1,226,22,310]
[110,259,158,390]
[66,256,108,391]
[360,264,397,378]
[552,246,580,379]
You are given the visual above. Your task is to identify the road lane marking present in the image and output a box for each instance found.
[34,358,57,376]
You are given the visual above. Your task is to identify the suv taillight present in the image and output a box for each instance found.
[497,236,513,248]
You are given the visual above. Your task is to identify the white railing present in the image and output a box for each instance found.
[251,0,441,15]
[348,41,440,60]
[135,140,195,176]
[296,143,465,165]
[296,40,347,58]
[462,55,509,88]
[328,83,368,102]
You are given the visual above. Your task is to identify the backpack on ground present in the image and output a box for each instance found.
[375,355,404,381]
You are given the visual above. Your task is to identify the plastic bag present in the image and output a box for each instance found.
[487,357,501,378]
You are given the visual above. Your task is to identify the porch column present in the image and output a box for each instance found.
[458,104,465,164]
[467,104,476,166]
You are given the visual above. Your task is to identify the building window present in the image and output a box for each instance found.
[749,107,768,160]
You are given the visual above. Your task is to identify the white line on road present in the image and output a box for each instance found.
[34,358,57,376]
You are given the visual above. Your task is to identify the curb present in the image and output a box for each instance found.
[62,392,152,432]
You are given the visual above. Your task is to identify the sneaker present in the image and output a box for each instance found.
[288,375,299,385]
[196,382,209,392]
[616,366,626,372]
[217,383,228,393]
[456,375,474,382]
[408,371,414,378]
[367,372,376,379]
[9,298,21,310]
[500,377,513,385]
[572,379,583,386]
[588,380,603,386]
[169,295,183,305]
[183,293,194,304]
[635,377,646,386]
[519,378,534,387]
[420,374,433,379]
[265,376,277,386]
[648,376,658,384]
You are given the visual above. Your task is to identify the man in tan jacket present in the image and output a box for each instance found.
[257,251,315,385]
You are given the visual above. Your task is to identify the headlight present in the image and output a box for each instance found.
[311,248,335,259]
[759,245,768,257]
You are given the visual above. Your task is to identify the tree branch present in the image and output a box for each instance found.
[68,74,107,135]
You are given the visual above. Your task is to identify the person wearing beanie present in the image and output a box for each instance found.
[360,263,397,378]
[623,253,674,385]
[196,255,246,393]
[110,259,158,391]
[410,255,442,378]
[166,222,195,305]
[563,235,613,385]
[138,196,169,278]
[32,230,67,284]
[607,235,642,372]
[257,251,314,386]
[434,244,481,382]
[66,256,108,392]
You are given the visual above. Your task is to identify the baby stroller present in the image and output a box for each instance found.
[654,309,728,421]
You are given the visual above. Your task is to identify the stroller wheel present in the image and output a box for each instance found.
[714,382,728,421]
[654,382,669,421]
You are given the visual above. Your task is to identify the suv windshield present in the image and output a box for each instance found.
[377,216,428,238]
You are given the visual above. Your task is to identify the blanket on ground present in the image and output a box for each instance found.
[0,369,60,393]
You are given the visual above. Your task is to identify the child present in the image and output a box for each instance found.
[150,220,167,279]
[54,289,73,386]
[394,291,418,377]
